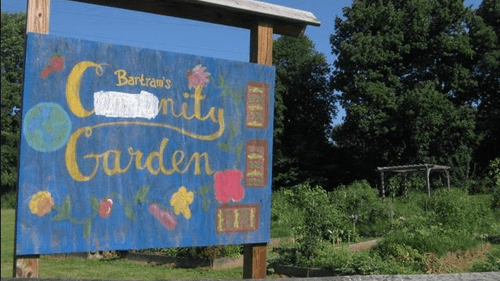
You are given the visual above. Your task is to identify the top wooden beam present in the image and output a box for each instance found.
[66,0,320,37]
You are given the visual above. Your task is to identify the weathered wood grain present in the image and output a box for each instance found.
[27,0,50,34]
[65,0,319,36]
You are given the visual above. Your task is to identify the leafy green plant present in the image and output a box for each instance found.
[152,245,241,260]
[1,190,16,209]
[427,188,495,234]
[377,222,479,257]
[313,242,421,275]
[271,188,306,238]
[330,180,391,237]
[471,246,500,272]
[489,158,500,212]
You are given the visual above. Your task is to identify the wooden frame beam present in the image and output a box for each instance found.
[14,0,51,277]
[66,0,320,36]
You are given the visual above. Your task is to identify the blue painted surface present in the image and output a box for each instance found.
[16,33,275,255]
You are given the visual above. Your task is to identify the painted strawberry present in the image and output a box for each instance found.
[50,55,64,72]
[40,67,52,78]
[40,54,64,78]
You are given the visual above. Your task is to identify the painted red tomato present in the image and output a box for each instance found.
[98,198,113,218]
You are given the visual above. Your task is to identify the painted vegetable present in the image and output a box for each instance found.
[40,54,64,78]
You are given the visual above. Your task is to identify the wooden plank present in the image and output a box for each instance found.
[243,20,272,279]
[27,0,50,34]
[250,21,273,65]
[243,244,267,279]
[17,33,274,255]
[15,256,39,278]
[65,0,319,37]
[14,0,50,277]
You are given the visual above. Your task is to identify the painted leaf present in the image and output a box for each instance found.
[124,205,136,220]
[135,185,150,203]
[202,198,210,213]
[60,196,71,218]
[90,196,99,212]
[83,220,92,239]
[218,75,226,89]
[52,213,66,221]
[218,143,230,152]
[234,141,243,156]
[229,120,238,137]
[234,89,243,104]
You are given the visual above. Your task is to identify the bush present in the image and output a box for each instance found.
[374,243,426,271]
[471,246,500,272]
[490,158,500,212]
[1,190,16,209]
[376,222,480,257]
[427,188,495,234]
[290,183,356,259]
[271,188,306,238]
[330,180,391,237]
[155,245,241,259]
[313,242,422,275]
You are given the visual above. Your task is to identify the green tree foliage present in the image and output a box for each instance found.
[330,0,481,183]
[1,12,25,195]
[469,0,500,168]
[272,35,336,187]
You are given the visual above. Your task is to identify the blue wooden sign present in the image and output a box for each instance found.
[16,33,275,255]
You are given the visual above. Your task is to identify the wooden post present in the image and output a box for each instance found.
[250,21,273,65]
[242,20,273,280]
[403,172,408,196]
[426,167,431,197]
[27,0,50,34]
[14,0,50,278]
[243,243,268,279]
[380,171,385,201]
[446,169,450,190]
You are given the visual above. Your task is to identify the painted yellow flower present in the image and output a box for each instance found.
[29,191,54,217]
[170,186,194,219]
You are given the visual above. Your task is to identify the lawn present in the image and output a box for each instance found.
[1,209,245,279]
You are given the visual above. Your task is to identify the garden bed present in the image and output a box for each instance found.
[120,251,243,270]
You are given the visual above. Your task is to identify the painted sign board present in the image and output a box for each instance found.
[15,33,275,255]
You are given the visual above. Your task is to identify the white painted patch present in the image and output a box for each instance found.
[94,90,159,119]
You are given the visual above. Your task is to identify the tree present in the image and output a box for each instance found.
[330,0,481,184]
[1,12,25,195]
[272,35,336,187]
[469,0,500,170]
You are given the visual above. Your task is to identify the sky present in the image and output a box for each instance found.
[1,0,481,125]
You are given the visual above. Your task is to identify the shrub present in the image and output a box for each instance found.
[1,190,16,209]
[156,245,241,259]
[376,222,479,257]
[330,180,391,237]
[471,246,500,272]
[290,183,355,259]
[314,242,421,275]
[374,243,426,271]
[271,188,306,238]
[490,158,500,212]
[427,188,495,234]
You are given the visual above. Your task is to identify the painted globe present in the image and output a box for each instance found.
[23,102,72,152]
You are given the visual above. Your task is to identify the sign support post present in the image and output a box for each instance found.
[13,0,50,277]
[243,20,273,280]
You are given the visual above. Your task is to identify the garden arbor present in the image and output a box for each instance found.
[377,164,450,199]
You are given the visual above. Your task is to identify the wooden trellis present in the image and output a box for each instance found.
[377,164,450,199]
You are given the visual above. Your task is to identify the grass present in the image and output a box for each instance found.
[1,209,245,279]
